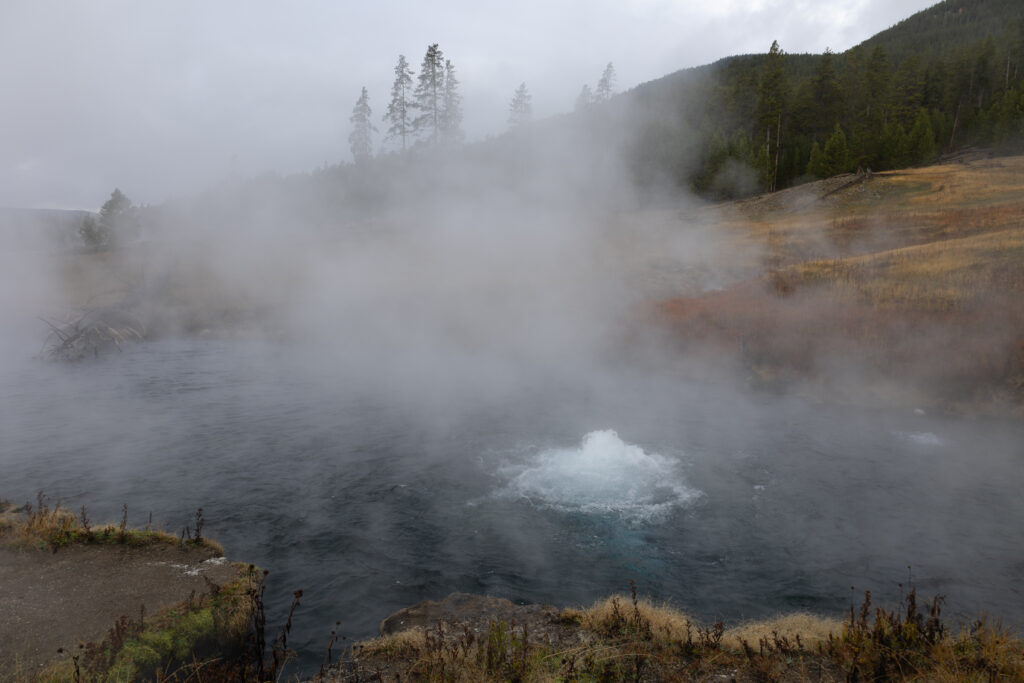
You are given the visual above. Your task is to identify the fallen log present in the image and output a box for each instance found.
[39,308,146,361]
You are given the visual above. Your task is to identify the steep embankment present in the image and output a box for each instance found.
[655,153,1024,414]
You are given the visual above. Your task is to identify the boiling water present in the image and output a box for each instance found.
[492,429,700,522]
[3,338,1023,674]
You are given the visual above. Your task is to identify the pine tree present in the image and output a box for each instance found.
[80,188,136,250]
[842,45,868,127]
[877,122,909,169]
[755,41,789,191]
[440,59,463,146]
[811,49,844,136]
[807,141,826,178]
[595,62,616,102]
[866,46,892,132]
[508,82,532,129]
[907,107,936,163]
[753,143,772,192]
[821,123,851,176]
[695,128,729,192]
[78,214,108,252]
[384,55,414,152]
[348,87,376,163]
[893,56,926,127]
[575,84,593,111]
[413,44,445,146]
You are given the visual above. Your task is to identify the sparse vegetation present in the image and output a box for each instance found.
[658,156,1024,413]
[5,494,1023,681]
[0,492,222,555]
[33,565,258,683]
[339,581,1024,682]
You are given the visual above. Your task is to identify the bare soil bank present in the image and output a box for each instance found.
[0,543,241,681]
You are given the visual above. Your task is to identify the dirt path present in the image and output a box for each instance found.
[0,542,243,681]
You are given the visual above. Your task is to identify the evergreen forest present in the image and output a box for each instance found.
[624,0,1024,198]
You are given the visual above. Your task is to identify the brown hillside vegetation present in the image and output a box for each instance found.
[334,588,1024,682]
[656,154,1024,415]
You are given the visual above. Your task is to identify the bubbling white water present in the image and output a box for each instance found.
[497,429,700,522]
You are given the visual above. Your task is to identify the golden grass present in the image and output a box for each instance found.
[653,154,1024,413]
[580,594,697,640]
[780,226,1024,310]
[582,594,841,650]
[728,155,1024,270]
[349,592,1024,683]
[0,499,224,555]
[355,629,429,659]
[722,612,845,650]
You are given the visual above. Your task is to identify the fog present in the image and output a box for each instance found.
[7,106,751,420]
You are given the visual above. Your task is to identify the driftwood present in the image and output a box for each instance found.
[39,308,146,361]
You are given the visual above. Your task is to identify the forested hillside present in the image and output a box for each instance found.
[859,0,1022,63]
[624,0,1024,198]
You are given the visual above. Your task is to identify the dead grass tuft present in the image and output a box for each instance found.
[723,612,844,650]
[355,629,428,660]
[582,593,698,641]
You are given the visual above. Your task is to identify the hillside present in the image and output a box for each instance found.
[656,153,1024,415]
[614,0,1024,198]
[857,0,1024,65]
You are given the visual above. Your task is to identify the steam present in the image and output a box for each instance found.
[896,431,944,447]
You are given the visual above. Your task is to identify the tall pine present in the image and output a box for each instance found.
[575,84,593,111]
[440,59,463,146]
[811,49,844,137]
[755,41,789,191]
[384,55,414,152]
[413,44,445,146]
[508,82,533,129]
[595,63,616,102]
[348,87,376,163]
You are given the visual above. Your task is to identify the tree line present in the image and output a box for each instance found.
[347,44,464,162]
[347,47,621,162]
[672,21,1024,197]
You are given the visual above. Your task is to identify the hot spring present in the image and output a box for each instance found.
[3,337,1023,674]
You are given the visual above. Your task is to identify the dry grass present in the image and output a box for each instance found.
[777,226,1024,311]
[722,612,844,650]
[0,495,224,555]
[355,629,428,660]
[580,594,698,640]
[733,156,1024,267]
[344,585,1024,682]
[655,153,1024,413]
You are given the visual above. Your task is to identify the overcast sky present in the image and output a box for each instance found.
[2,0,937,210]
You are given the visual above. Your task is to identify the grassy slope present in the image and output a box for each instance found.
[349,590,1024,682]
[656,154,1024,414]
